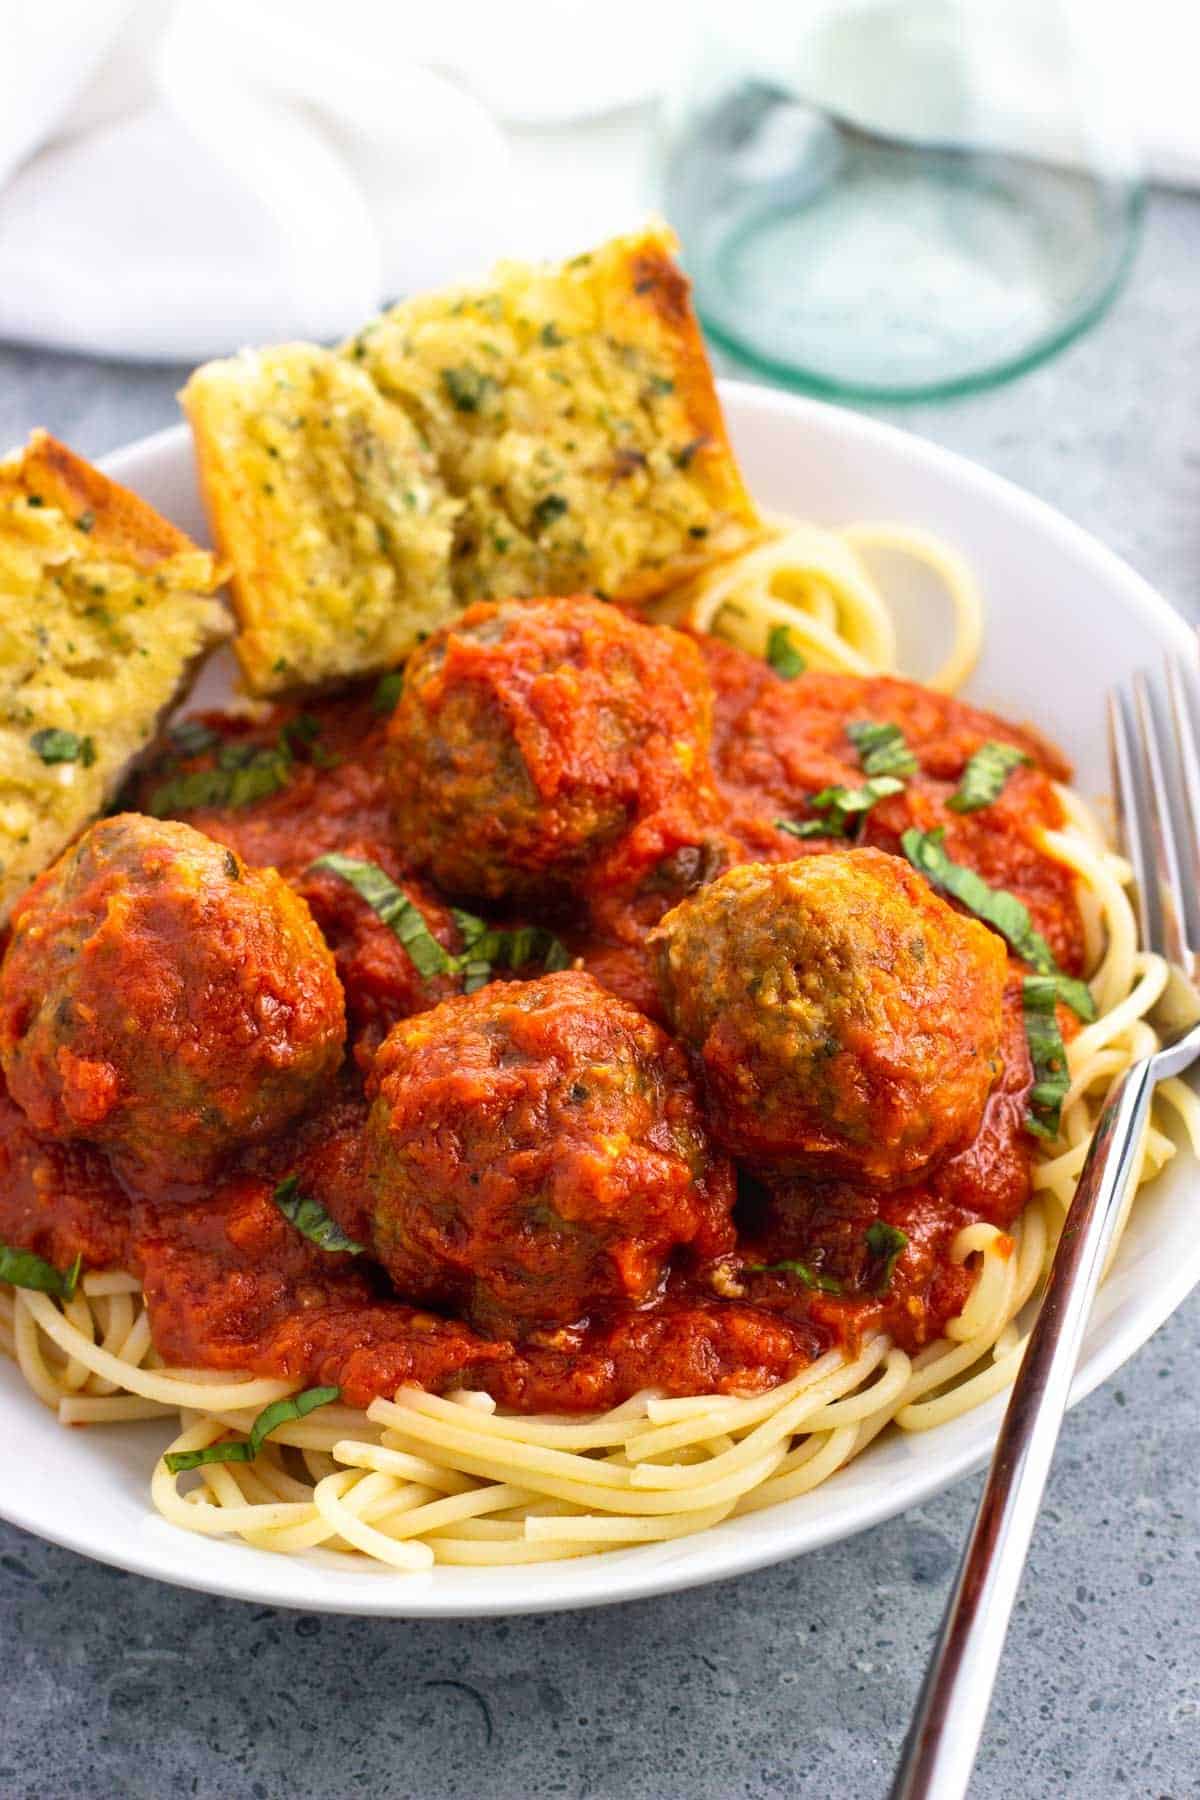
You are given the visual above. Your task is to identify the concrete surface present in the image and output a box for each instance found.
[0,191,1197,1800]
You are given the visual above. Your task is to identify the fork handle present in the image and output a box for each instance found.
[890,1056,1157,1800]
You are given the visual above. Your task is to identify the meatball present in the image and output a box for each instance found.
[386,596,718,904]
[650,849,1007,1186]
[0,815,346,1186]
[362,969,734,1336]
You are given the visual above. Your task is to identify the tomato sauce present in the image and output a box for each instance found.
[0,637,1086,1412]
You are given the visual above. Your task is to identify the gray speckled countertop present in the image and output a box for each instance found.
[1,192,1198,1800]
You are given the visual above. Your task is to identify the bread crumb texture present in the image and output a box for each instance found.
[0,431,228,921]
[185,224,761,694]
[181,345,458,694]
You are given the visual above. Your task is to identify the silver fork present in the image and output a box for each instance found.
[890,644,1200,1800]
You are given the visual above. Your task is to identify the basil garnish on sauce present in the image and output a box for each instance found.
[273,1177,364,1255]
[747,1259,843,1295]
[372,670,405,715]
[776,817,831,842]
[777,774,905,841]
[902,828,1092,1138]
[846,719,918,780]
[1022,975,1071,1139]
[0,1243,82,1299]
[947,742,1031,814]
[900,829,1095,1022]
[281,713,320,753]
[311,854,454,980]
[281,714,339,771]
[312,856,571,992]
[167,719,222,758]
[777,715,916,840]
[31,728,95,768]
[766,625,806,680]
[148,741,292,818]
[451,908,572,994]
[864,1221,908,1293]
[163,1387,341,1474]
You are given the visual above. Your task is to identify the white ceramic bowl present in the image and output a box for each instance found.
[1,384,1195,1617]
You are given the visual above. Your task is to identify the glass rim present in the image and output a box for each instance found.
[690,184,1146,406]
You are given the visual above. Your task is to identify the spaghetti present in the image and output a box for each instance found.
[683,513,984,694]
[1,519,1196,1572]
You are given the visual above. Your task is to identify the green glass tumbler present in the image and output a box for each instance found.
[660,0,1144,401]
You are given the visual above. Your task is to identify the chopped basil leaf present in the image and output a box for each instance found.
[1022,975,1071,1138]
[1040,972,1098,1023]
[148,741,291,818]
[372,670,404,715]
[0,1242,82,1298]
[814,775,905,837]
[458,959,492,995]
[811,775,906,815]
[223,745,292,807]
[312,862,571,993]
[531,493,568,532]
[167,719,222,757]
[163,1386,340,1474]
[31,728,95,767]
[311,854,454,980]
[451,907,571,993]
[441,365,495,413]
[766,625,805,679]
[540,322,565,347]
[864,1220,908,1293]
[75,510,95,533]
[747,1258,842,1295]
[273,1176,364,1255]
[900,829,1096,1022]
[947,741,1031,814]
[147,766,227,815]
[776,774,904,842]
[279,714,338,770]
[846,719,918,779]
[282,713,322,748]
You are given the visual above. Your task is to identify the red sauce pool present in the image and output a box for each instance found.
[0,638,1085,1412]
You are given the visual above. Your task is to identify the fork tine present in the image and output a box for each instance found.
[1132,669,1192,969]
[1165,650,1200,914]
[1107,687,1154,950]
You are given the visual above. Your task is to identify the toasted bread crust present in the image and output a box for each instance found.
[593,232,758,601]
[347,222,762,609]
[0,433,228,921]
[0,430,196,564]
[183,226,760,694]
[182,371,264,669]
[182,345,459,694]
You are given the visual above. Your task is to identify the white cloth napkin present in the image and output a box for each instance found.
[0,0,1193,365]
[0,0,674,362]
